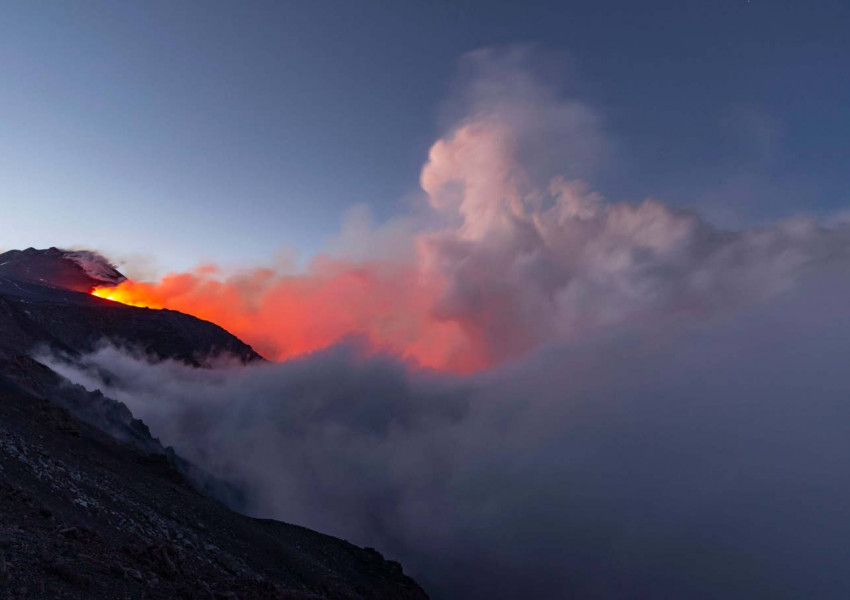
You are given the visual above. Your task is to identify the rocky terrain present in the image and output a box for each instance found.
[0,248,125,294]
[0,248,429,600]
[0,250,261,365]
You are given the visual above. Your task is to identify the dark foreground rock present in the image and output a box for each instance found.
[0,249,430,599]
[0,250,261,366]
[0,374,429,600]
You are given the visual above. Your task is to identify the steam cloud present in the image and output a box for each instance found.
[96,47,850,372]
[52,47,850,598]
[47,266,850,599]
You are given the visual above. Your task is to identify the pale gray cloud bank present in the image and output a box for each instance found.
[46,258,850,599]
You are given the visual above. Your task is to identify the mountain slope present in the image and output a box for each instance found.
[0,248,429,600]
[0,375,428,599]
[0,251,261,365]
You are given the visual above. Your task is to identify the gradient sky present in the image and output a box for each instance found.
[1,0,848,272]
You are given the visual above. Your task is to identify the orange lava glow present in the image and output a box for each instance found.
[92,259,484,373]
[92,286,159,308]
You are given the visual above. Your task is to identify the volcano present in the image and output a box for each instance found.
[0,247,126,293]
[0,248,261,365]
[0,247,428,600]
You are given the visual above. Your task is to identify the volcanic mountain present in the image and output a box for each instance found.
[0,248,429,600]
[0,247,126,293]
[0,248,260,364]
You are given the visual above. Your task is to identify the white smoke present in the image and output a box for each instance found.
[63,249,127,285]
[410,48,850,364]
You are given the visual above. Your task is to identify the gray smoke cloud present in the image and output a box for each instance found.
[41,46,850,599]
[43,258,850,599]
[379,47,850,367]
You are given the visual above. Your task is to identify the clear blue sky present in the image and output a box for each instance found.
[1,0,848,272]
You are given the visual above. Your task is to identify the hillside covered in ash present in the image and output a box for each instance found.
[0,248,429,600]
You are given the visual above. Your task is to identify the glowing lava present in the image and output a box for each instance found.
[92,285,160,309]
[91,263,482,373]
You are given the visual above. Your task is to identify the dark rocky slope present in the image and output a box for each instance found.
[0,376,427,599]
[0,265,261,365]
[0,247,125,294]
[0,249,429,600]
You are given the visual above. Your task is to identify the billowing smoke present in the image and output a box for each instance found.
[94,47,850,372]
[46,263,850,599]
[58,47,850,598]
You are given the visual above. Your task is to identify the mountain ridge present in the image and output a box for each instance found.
[0,247,125,293]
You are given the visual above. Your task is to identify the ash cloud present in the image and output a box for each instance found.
[94,47,850,371]
[45,262,850,599]
[44,47,850,598]
[414,48,850,366]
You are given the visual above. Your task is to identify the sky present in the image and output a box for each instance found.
[1,0,849,272]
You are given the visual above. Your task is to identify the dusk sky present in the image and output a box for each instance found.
[2,0,848,272]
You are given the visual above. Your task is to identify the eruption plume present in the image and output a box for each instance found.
[93,48,850,372]
[94,260,476,371]
[64,46,850,600]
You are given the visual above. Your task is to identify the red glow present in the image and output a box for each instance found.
[93,258,485,373]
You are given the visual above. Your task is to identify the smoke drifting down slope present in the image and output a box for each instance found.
[93,48,850,372]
